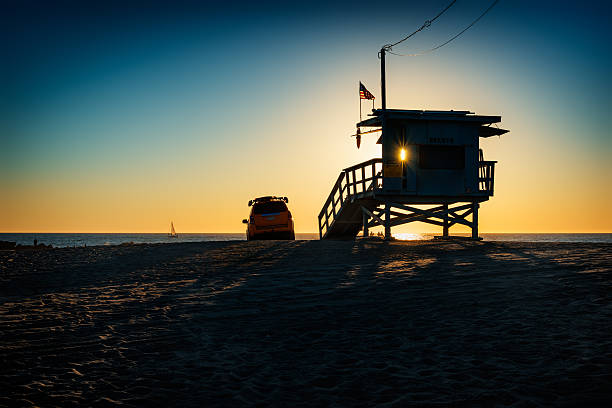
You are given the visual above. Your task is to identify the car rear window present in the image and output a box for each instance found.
[253,201,287,214]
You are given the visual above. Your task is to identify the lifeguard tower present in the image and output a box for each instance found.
[317,108,508,240]
[317,7,509,240]
[317,46,508,240]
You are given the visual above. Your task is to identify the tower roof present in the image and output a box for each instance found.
[358,109,508,138]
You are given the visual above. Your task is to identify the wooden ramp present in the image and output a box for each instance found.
[318,159,383,240]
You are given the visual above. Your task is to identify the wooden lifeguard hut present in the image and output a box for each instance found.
[318,49,508,240]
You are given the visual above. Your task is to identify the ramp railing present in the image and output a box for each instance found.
[318,158,383,239]
[478,161,496,195]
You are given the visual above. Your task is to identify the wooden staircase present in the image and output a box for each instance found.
[318,159,383,239]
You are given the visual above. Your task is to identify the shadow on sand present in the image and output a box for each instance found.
[1,240,610,407]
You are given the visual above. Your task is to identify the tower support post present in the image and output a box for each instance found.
[384,202,391,240]
[472,201,479,239]
[362,210,369,237]
[443,203,449,237]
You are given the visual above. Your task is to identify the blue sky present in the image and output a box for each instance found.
[2,1,611,232]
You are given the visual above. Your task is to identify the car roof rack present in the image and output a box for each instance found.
[248,196,289,206]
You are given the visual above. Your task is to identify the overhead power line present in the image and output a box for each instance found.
[387,1,457,49]
[388,0,500,57]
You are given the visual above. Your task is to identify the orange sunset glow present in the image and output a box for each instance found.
[2,1,610,234]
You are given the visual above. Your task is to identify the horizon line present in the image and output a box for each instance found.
[1,231,611,234]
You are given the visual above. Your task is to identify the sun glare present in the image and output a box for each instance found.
[393,232,424,241]
[399,148,407,161]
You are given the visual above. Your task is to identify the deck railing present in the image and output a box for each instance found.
[318,158,496,238]
[478,161,496,195]
[318,158,383,238]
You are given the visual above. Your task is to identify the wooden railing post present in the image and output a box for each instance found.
[361,166,366,194]
[343,171,348,197]
[332,198,336,218]
[346,170,351,198]
[372,162,376,189]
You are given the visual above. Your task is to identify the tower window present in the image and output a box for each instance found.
[419,145,465,169]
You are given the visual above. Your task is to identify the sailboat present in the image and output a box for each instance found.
[168,221,178,238]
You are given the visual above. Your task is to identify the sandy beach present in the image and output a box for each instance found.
[1,240,611,407]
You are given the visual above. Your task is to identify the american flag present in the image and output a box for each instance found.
[359,82,375,100]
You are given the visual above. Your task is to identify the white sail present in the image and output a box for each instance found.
[169,221,178,238]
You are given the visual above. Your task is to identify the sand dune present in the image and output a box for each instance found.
[1,240,611,407]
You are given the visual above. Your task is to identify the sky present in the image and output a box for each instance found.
[2,0,611,233]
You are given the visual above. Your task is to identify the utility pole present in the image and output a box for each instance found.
[380,46,388,112]
[380,45,390,240]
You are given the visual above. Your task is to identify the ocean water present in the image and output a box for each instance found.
[0,233,317,248]
[1,233,611,248]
